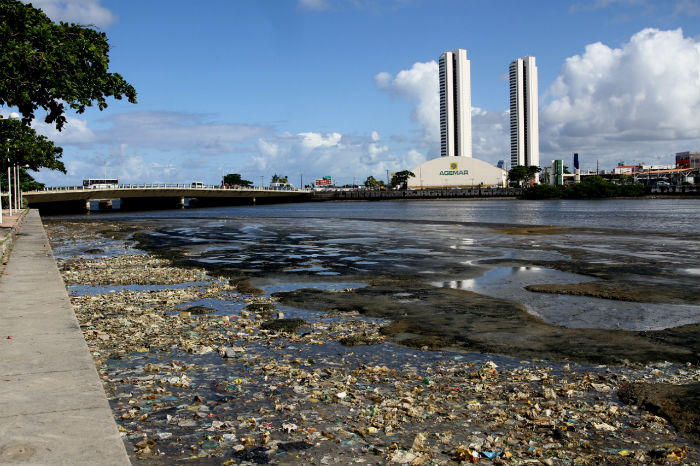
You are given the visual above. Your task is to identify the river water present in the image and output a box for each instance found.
[92,197,699,232]
[58,198,700,332]
[45,197,700,464]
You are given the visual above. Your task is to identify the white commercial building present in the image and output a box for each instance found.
[406,48,504,189]
[407,157,506,189]
[439,49,471,158]
[509,56,539,177]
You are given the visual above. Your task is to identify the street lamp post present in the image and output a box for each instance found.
[15,164,20,211]
[18,164,29,210]
[6,164,11,217]
[2,112,21,221]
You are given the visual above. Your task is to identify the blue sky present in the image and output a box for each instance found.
[11,0,700,186]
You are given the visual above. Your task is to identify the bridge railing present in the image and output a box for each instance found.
[25,184,313,194]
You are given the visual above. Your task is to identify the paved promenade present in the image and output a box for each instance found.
[0,210,130,465]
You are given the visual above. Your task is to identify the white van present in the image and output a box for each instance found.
[191,181,204,188]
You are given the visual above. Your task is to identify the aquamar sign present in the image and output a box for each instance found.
[439,162,468,176]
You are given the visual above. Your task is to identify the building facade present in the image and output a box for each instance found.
[549,159,564,185]
[408,156,506,189]
[676,151,700,169]
[439,49,472,158]
[509,56,539,175]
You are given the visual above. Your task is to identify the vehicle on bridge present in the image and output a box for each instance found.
[83,178,118,189]
[191,181,205,188]
[270,182,295,190]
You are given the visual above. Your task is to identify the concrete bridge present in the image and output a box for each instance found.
[23,184,527,214]
[23,184,311,213]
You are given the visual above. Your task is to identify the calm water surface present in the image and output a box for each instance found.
[57,198,700,331]
[83,198,700,233]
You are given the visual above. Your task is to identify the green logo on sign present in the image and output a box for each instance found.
[439,169,469,176]
[450,162,458,170]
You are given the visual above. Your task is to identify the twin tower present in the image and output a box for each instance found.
[439,49,539,170]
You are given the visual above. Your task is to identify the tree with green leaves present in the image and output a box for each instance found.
[523,175,646,199]
[390,170,415,190]
[0,117,65,172]
[1,0,137,130]
[271,174,289,184]
[0,0,136,178]
[363,175,384,188]
[616,174,631,184]
[1,167,45,192]
[223,173,253,187]
[508,165,541,187]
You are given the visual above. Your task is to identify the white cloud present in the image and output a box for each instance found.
[471,109,510,164]
[374,72,393,88]
[31,112,420,185]
[298,132,342,152]
[30,112,272,185]
[33,116,97,145]
[246,131,425,185]
[541,28,700,165]
[375,61,440,148]
[376,62,510,164]
[36,148,164,186]
[43,111,270,155]
[24,0,116,27]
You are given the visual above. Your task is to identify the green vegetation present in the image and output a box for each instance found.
[364,176,385,188]
[390,170,415,190]
[0,117,64,172]
[0,0,136,174]
[0,167,45,191]
[222,173,253,187]
[523,176,647,199]
[1,0,137,130]
[271,174,289,184]
[508,165,541,187]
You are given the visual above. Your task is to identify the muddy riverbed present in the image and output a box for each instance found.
[44,201,700,465]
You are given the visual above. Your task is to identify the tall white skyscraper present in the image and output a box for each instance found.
[439,49,472,157]
[509,56,539,172]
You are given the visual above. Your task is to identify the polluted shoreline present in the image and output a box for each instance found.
[44,214,700,466]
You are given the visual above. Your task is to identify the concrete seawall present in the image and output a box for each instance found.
[0,210,130,465]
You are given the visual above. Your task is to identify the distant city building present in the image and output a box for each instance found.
[613,162,639,175]
[439,49,472,158]
[407,157,506,189]
[408,49,506,188]
[676,151,700,169]
[613,162,677,175]
[549,160,564,186]
[509,56,539,179]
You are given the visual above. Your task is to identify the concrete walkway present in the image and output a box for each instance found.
[0,210,130,465]
[1,209,27,270]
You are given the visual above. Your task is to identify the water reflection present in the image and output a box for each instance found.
[432,266,700,331]
[437,266,545,290]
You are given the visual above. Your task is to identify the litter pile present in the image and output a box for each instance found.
[45,221,700,465]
